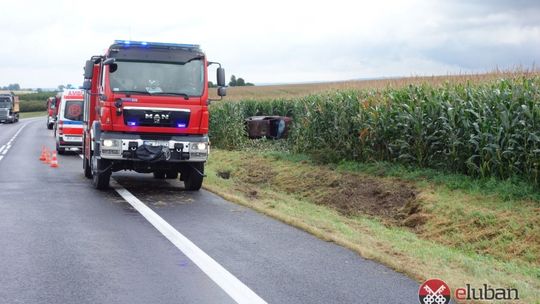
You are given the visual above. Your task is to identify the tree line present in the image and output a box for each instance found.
[1,83,21,90]
[209,75,254,88]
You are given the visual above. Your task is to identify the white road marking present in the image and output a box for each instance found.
[0,124,26,162]
[77,154,267,304]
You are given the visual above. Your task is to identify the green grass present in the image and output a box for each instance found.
[342,160,540,202]
[262,148,540,202]
[204,149,540,303]
[20,111,47,119]
[343,159,540,202]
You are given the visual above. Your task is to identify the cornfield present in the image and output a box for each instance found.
[209,76,540,185]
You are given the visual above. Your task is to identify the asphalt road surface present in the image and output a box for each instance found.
[0,118,421,304]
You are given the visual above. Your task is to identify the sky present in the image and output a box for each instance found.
[0,0,538,88]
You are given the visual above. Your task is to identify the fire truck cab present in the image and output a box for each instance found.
[46,95,60,129]
[82,40,226,190]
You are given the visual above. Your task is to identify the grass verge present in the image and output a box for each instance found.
[20,111,46,119]
[205,149,540,303]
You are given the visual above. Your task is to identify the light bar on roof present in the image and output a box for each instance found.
[113,40,200,49]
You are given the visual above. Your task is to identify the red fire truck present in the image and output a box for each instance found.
[82,40,226,190]
[46,95,60,129]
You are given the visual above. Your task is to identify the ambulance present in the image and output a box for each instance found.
[55,89,84,154]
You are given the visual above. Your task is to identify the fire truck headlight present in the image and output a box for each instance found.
[103,139,120,148]
[190,142,208,152]
[101,139,122,156]
[189,142,209,160]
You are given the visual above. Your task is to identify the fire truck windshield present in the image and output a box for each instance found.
[109,60,204,97]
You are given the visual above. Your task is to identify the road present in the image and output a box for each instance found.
[0,118,420,304]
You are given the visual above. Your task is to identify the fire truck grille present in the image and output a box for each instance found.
[0,109,8,120]
[123,108,191,128]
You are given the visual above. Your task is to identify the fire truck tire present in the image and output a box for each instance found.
[92,156,111,190]
[166,170,178,179]
[183,163,204,191]
[153,171,166,179]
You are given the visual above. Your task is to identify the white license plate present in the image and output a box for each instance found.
[144,140,169,147]
[64,136,82,142]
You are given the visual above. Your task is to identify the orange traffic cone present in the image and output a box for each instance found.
[39,146,46,161]
[42,149,50,164]
[46,149,53,164]
[50,151,59,168]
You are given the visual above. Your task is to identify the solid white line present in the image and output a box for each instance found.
[78,153,266,303]
[1,145,9,155]
[113,181,267,304]
[0,155,3,161]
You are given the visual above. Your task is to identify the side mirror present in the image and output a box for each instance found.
[103,58,118,73]
[103,58,115,65]
[109,64,118,73]
[82,79,92,90]
[84,60,94,79]
[217,86,227,97]
[217,67,226,87]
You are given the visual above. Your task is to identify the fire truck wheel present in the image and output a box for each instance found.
[153,171,166,179]
[184,163,204,191]
[92,156,111,190]
[165,170,178,179]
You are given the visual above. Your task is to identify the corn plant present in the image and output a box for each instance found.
[209,76,540,185]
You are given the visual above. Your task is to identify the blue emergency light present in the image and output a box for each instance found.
[114,40,200,49]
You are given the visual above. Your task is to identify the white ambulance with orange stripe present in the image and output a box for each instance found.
[55,89,84,154]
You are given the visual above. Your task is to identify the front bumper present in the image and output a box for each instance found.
[99,132,209,162]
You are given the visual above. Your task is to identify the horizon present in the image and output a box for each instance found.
[6,68,540,91]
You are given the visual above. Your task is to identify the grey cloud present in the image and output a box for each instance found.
[423,43,539,70]
[447,0,540,15]
[1,0,538,87]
